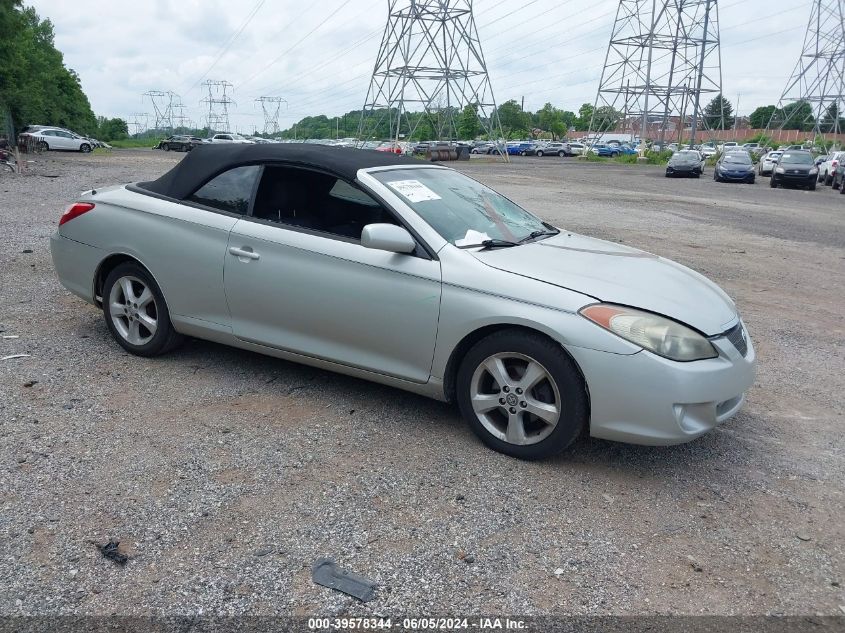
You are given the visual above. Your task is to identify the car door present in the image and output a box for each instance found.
[54,131,76,150]
[223,165,442,383]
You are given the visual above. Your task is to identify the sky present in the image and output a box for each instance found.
[31,0,809,135]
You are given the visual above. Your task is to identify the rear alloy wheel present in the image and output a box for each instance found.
[79,143,91,153]
[456,330,587,460]
[536,150,544,157]
[103,263,183,357]
[37,141,49,152]
[558,150,565,157]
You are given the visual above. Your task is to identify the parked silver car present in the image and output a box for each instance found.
[50,144,755,459]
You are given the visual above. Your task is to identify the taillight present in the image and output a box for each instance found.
[59,202,95,226]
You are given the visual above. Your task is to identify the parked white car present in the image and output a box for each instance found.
[23,127,95,153]
[209,133,254,144]
[758,151,783,176]
[699,145,718,158]
[566,142,586,156]
[817,151,845,185]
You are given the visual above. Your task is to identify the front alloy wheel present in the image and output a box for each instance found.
[456,330,588,459]
[470,352,561,446]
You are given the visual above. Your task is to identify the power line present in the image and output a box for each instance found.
[182,0,266,94]
[237,0,360,92]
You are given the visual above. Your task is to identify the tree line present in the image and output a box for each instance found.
[0,1,129,142]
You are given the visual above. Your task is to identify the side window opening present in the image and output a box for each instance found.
[187,165,261,215]
[251,165,398,240]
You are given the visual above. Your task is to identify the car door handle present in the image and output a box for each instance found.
[228,246,260,261]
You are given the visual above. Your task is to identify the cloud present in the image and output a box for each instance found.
[31,0,808,133]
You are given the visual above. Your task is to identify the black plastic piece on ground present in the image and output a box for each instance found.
[96,540,128,566]
[312,557,376,602]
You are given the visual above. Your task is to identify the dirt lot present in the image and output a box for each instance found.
[1,149,843,618]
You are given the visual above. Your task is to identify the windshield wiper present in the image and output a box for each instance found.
[519,228,560,243]
[458,238,520,250]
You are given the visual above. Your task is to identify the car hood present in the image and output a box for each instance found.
[471,232,737,335]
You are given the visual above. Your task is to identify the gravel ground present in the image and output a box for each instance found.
[0,150,843,618]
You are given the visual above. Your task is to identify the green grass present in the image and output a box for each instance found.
[109,138,162,149]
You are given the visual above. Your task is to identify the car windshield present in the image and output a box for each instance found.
[372,168,550,246]
[724,154,751,164]
[673,151,698,160]
[780,152,813,165]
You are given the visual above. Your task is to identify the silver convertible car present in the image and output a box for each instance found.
[51,144,756,459]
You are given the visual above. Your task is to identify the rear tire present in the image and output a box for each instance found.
[102,262,183,357]
[456,329,588,460]
[825,173,833,185]
[37,141,49,152]
[536,150,544,157]
[558,151,565,157]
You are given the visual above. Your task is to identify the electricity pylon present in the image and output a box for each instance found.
[359,0,506,157]
[128,113,150,137]
[201,80,235,133]
[255,96,287,135]
[143,91,178,133]
[768,0,845,140]
[589,0,722,146]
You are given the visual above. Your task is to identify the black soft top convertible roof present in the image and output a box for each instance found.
[138,143,423,200]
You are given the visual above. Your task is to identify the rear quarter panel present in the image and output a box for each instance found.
[59,186,238,327]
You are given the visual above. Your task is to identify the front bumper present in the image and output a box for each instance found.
[773,172,815,186]
[718,170,754,182]
[667,165,700,176]
[565,322,756,445]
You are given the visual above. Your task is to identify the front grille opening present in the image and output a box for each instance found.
[724,323,748,357]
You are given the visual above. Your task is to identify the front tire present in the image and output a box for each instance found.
[80,143,91,153]
[162,143,170,152]
[102,263,183,357]
[536,150,544,157]
[558,150,565,157]
[456,329,588,460]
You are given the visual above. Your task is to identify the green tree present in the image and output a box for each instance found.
[494,99,530,139]
[575,103,594,130]
[749,105,776,129]
[820,103,844,133]
[457,103,480,140]
[537,102,566,139]
[779,100,814,131]
[703,94,734,130]
[593,105,622,131]
[95,116,128,141]
[0,1,96,135]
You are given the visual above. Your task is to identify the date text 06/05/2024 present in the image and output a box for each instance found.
[307,617,528,630]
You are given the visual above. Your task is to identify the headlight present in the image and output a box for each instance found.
[775,166,785,173]
[810,168,818,175]
[580,304,718,362]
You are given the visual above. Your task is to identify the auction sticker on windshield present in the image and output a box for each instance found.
[387,180,442,203]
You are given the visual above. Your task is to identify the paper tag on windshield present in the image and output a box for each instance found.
[387,179,442,203]
[455,230,491,247]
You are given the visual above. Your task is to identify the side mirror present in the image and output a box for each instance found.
[361,224,416,254]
